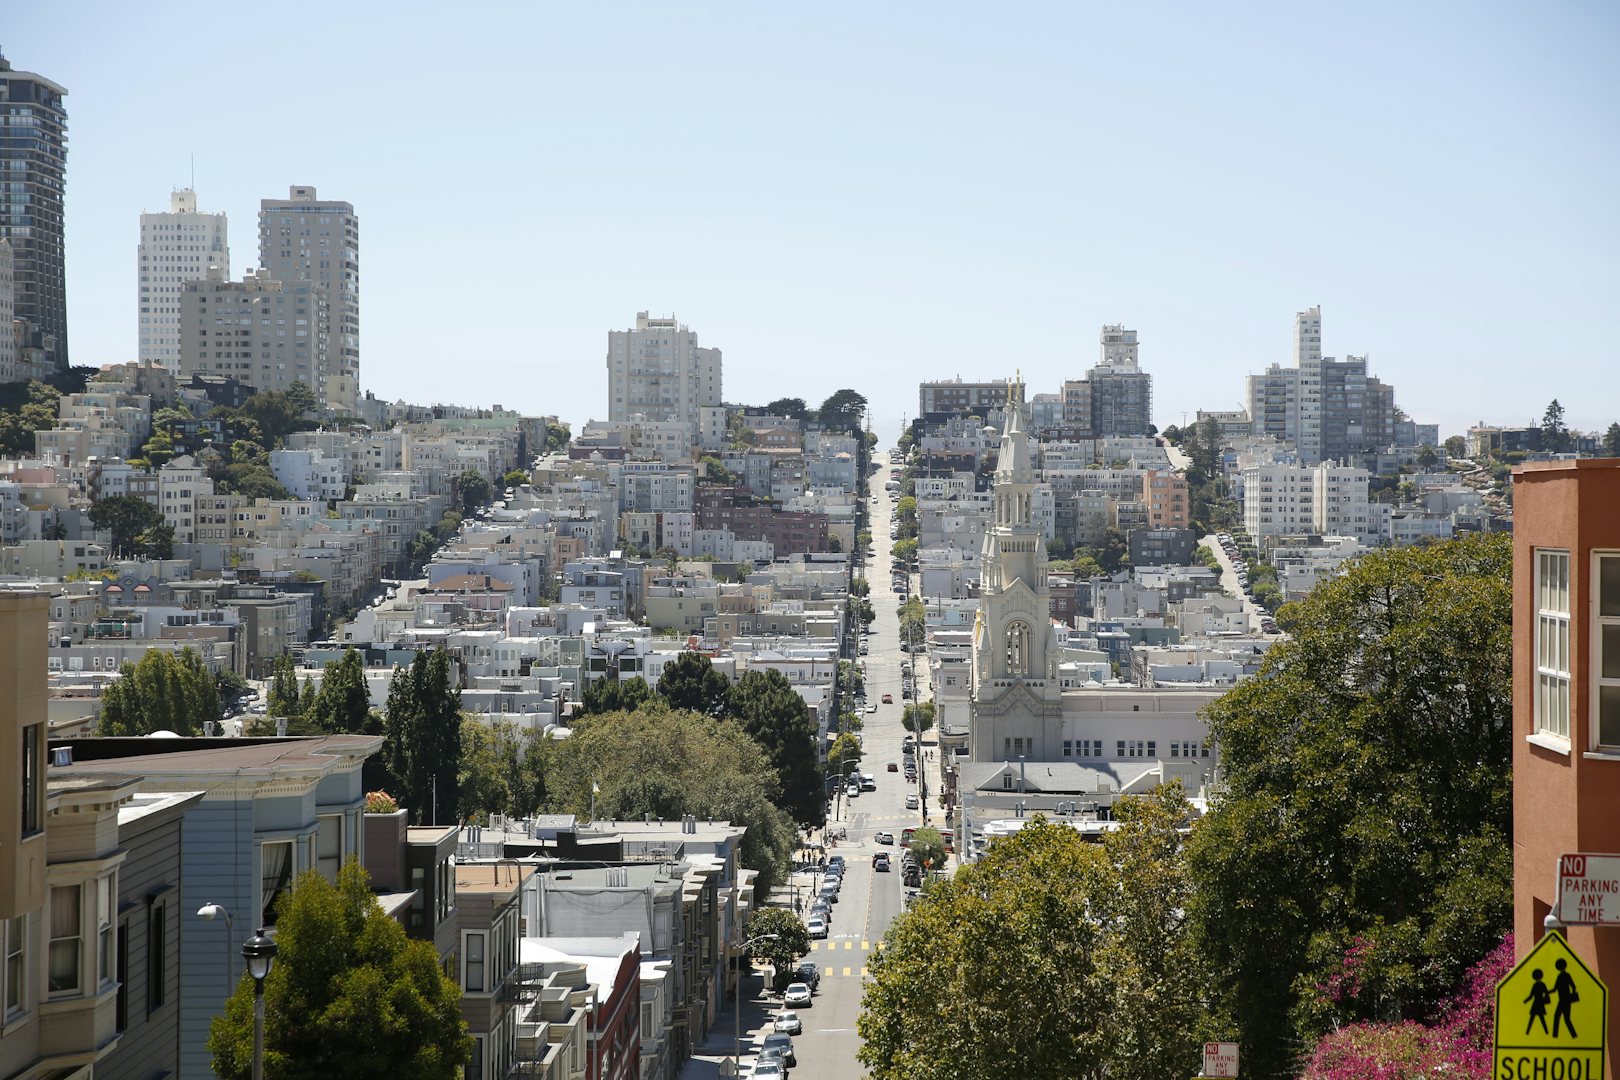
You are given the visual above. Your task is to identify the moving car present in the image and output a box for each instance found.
[806,916,828,939]
[794,962,820,990]
[881,693,893,704]
[874,830,894,845]
[866,704,878,714]
[826,855,845,871]
[905,794,920,810]
[845,784,860,799]
[887,762,899,772]
[873,852,891,871]
[783,982,813,1007]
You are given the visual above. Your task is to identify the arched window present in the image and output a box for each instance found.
[1004,620,1030,676]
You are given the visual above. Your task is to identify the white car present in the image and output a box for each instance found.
[865,704,877,714]
[774,1011,803,1035]
[905,794,920,810]
[783,982,813,1007]
[806,916,828,939]
[750,1062,786,1080]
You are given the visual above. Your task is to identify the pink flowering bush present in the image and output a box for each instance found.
[1303,934,1512,1080]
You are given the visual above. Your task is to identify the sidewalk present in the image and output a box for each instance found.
[677,969,776,1079]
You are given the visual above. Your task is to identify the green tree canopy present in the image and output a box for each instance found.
[764,397,808,419]
[268,653,300,718]
[656,651,730,717]
[577,674,652,717]
[747,906,812,989]
[458,716,547,823]
[907,827,946,873]
[502,469,530,488]
[544,420,570,452]
[818,389,868,434]
[207,859,472,1080]
[901,700,935,734]
[305,648,377,735]
[1541,398,1570,453]
[455,469,493,514]
[88,494,166,557]
[1444,435,1469,459]
[378,650,463,825]
[1603,422,1620,457]
[1187,533,1513,1076]
[728,668,824,826]
[544,702,797,895]
[96,647,219,736]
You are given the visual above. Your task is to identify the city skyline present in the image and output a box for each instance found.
[6,2,1618,439]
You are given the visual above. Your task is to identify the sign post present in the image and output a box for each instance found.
[1494,930,1606,1079]
[1558,853,1620,926]
[1199,1042,1239,1078]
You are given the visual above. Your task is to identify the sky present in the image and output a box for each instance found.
[8,1,1619,442]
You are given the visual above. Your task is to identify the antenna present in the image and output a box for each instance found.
[190,153,195,191]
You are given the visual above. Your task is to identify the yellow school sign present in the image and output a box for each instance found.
[1495,930,1606,1079]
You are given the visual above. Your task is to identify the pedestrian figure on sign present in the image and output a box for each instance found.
[1524,968,1551,1035]
[1552,958,1580,1038]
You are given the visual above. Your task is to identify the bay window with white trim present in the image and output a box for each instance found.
[1536,549,1571,740]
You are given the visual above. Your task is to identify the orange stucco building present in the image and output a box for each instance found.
[1513,458,1620,1073]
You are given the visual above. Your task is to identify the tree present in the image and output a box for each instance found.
[379,650,463,825]
[1541,398,1570,453]
[699,455,736,486]
[502,469,530,488]
[818,389,868,434]
[1416,444,1439,468]
[455,469,493,514]
[1187,534,1513,1076]
[1070,552,1105,579]
[747,906,812,989]
[827,732,863,777]
[656,651,730,717]
[305,648,376,735]
[1444,435,1469,459]
[458,717,545,823]
[890,537,918,564]
[907,827,946,873]
[230,383,317,447]
[901,700,935,735]
[544,420,571,452]
[543,703,797,895]
[764,397,808,419]
[207,859,472,1080]
[1096,527,1130,574]
[268,653,301,718]
[858,818,1114,1079]
[728,669,824,826]
[88,494,166,557]
[96,647,220,736]
[577,674,652,717]
[1603,422,1620,457]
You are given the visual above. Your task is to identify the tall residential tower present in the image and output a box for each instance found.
[258,186,358,412]
[138,189,230,374]
[606,311,723,429]
[0,50,69,371]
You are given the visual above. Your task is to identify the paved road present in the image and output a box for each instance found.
[1199,530,1268,633]
[680,453,923,1079]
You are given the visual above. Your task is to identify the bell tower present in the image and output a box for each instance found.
[970,375,1063,762]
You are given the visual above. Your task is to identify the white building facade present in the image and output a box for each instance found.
[605,312,722,430]
[138,189,230,373]
[258,186,359,413]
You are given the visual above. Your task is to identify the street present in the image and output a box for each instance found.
[680,452,929,1079]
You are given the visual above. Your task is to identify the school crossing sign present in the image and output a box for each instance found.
[1495,930,1606,1079]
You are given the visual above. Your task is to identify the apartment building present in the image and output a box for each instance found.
[0,239,17,381]
[605,312,721,430]
[258,186,359,414]
[0,49,70,369]
[138,189,230,373]
[179,268,329,403]
[1246,306,1398,464]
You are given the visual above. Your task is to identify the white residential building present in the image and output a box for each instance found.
[605,311,722,429]
[269,448,348,501]
[1241,462,1317,543]
[157,455,214,544]
[138,188,230,373]
[1311,462,1377,544]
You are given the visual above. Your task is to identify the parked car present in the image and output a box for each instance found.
[806,917,828,939]
[783,982,813,1007]
[874,830,894,844]
[905,794,920,810]
[762,1032,797,1067]
[826,855,845,872]
[794,962,820,990]
[750,1060,786,1080]
[845,784,860,799]
[774,1011,804,1035]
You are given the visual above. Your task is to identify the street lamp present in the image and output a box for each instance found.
[733,932,780,1074]
[196,902,234,993]
[241,929,278,1080]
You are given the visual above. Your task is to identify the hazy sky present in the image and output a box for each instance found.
[9,1,1618,441]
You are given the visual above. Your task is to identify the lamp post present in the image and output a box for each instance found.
[196,903,234,995]
[241,929,278,1080]
[733,932,779,1074]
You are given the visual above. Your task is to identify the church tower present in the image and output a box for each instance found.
[969,375,1063,762]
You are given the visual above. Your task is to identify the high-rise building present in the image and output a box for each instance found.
[1247,306,1396,464]
[0,239,18,381]
[179,267,328,397]
[138,189,229,374]
[258,186,358,412]
[1059,325,1154,437]
[606,311,722,429]
[0,50,69,370]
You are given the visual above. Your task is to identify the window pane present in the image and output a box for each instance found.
[1600,687,1620,748]
[1602,556,1620,618]
[1605,625,1620,681]
[49,886,80,992]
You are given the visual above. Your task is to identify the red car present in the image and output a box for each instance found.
[881,693,893,704]
[887,762,899,772]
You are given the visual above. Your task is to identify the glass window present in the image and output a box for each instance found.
[4,915,24,1015]
[115,922,129,1031]
[98,876,115,986]
[316,815,343,881]
[1597,554,1620,747]
[148,902,166,1013]
[49,885,80,993]
[464,933,485,993]
[21,723,42,836]
[1536,550,1572,739]
[261,842,294,927]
